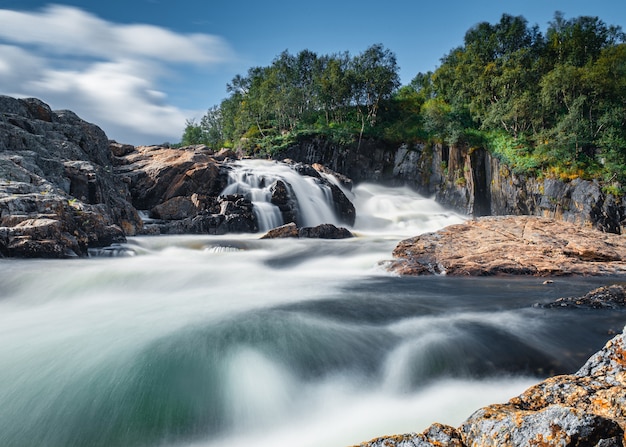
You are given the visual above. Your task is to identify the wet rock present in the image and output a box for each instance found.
[270,179,298,224]
[260,222,299,239]
[537,284,626,309]
[329,182,356,226]
[260,222,353,239]
[388,216,626,276]
[298,223,353,239]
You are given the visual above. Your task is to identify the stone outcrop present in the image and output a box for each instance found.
[0,96,141,257]
[113,145,356,235]
[355,328,626,447]
[260,222,354,239]
[387,216,626,276]
[112,144,259,235]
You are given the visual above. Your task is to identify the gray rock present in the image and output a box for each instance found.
[0,95,141,257]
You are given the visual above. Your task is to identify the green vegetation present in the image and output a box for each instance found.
[183,12,626,184]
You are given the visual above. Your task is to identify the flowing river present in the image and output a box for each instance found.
[0,161,623,447]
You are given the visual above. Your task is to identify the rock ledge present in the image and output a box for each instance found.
[388,216,626,276]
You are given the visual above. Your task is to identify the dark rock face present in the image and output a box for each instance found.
[0,96,141,257]
[298,223,353,239]
[537,284,626,309]
[355,329,626,447]
[269,179,298,224]
[276,139,626,234]
[387,216,626,276]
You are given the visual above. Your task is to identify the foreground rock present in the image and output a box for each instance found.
[260,222,354,239]
[0,96,141,257]
[355,328,626,447]
[388,216,626,276]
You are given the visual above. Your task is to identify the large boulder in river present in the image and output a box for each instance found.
[0,96,141,257]
[355,327,626,447]
[113,144,226,210]
[387,216,626,276]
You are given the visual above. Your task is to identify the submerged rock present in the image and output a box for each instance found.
[387,216,626,276]
[537,284,626,309]
[355,328,626,447]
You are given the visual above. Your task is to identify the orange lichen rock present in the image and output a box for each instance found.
[355,331,626,447]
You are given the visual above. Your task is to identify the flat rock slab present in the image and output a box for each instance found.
[387,216,626,276]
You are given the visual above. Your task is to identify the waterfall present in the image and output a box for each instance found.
[221,160,341,232]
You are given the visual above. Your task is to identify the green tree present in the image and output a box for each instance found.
[181,119,206,145]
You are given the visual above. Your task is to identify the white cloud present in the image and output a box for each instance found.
[0,4,235,145]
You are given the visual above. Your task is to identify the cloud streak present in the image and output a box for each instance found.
[0,4,234,144]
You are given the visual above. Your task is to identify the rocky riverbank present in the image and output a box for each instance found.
[387,216,626,276]
[0,96,356,257]
[0,96,141,257]
[355,325,626,447]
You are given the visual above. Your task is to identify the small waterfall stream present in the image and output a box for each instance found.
[221,160,341,232]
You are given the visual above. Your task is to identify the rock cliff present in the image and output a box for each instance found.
[354,327,626,447]
[277,139,626,234]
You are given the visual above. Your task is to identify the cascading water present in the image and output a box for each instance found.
[221,160,341,232]
[0,165,622,447]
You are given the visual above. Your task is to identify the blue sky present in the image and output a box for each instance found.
[0,0,624,145]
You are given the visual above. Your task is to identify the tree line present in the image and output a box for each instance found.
[182,44,400,152]
[183,12,626,185]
